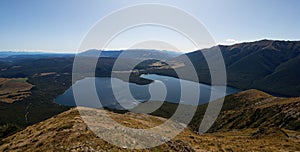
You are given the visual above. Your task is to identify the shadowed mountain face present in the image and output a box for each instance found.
[171,40,300,96]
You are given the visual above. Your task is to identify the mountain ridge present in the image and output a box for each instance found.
[1,89,300,151]
[165,39,300,96]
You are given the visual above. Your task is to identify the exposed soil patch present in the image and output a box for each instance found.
[0,78,33,103]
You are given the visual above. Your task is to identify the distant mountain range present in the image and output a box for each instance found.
[0,51,46,58]
[79,49,182,60]
[0,51,74,60]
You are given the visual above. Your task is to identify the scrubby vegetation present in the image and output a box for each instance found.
[0,107,299,151]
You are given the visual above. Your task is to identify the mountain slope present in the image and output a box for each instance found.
[169,40,300,96]
[0,107,196,152]
[1,105,299,151]
[138,89,300,133]
[209,89,300,131]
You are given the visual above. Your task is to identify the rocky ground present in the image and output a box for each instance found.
[0,106,299,151]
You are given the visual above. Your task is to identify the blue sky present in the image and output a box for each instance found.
[0,0,300,52]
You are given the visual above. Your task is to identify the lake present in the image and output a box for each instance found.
[55,74,240,110]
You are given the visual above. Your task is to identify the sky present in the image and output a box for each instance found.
[0,0,300,53]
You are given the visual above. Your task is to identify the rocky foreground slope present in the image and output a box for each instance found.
[1,93,300,151]
[0,89,299,151]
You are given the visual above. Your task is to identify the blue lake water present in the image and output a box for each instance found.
[55,74,240,110]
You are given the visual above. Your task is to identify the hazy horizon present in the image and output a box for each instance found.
[1,38,299,53]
